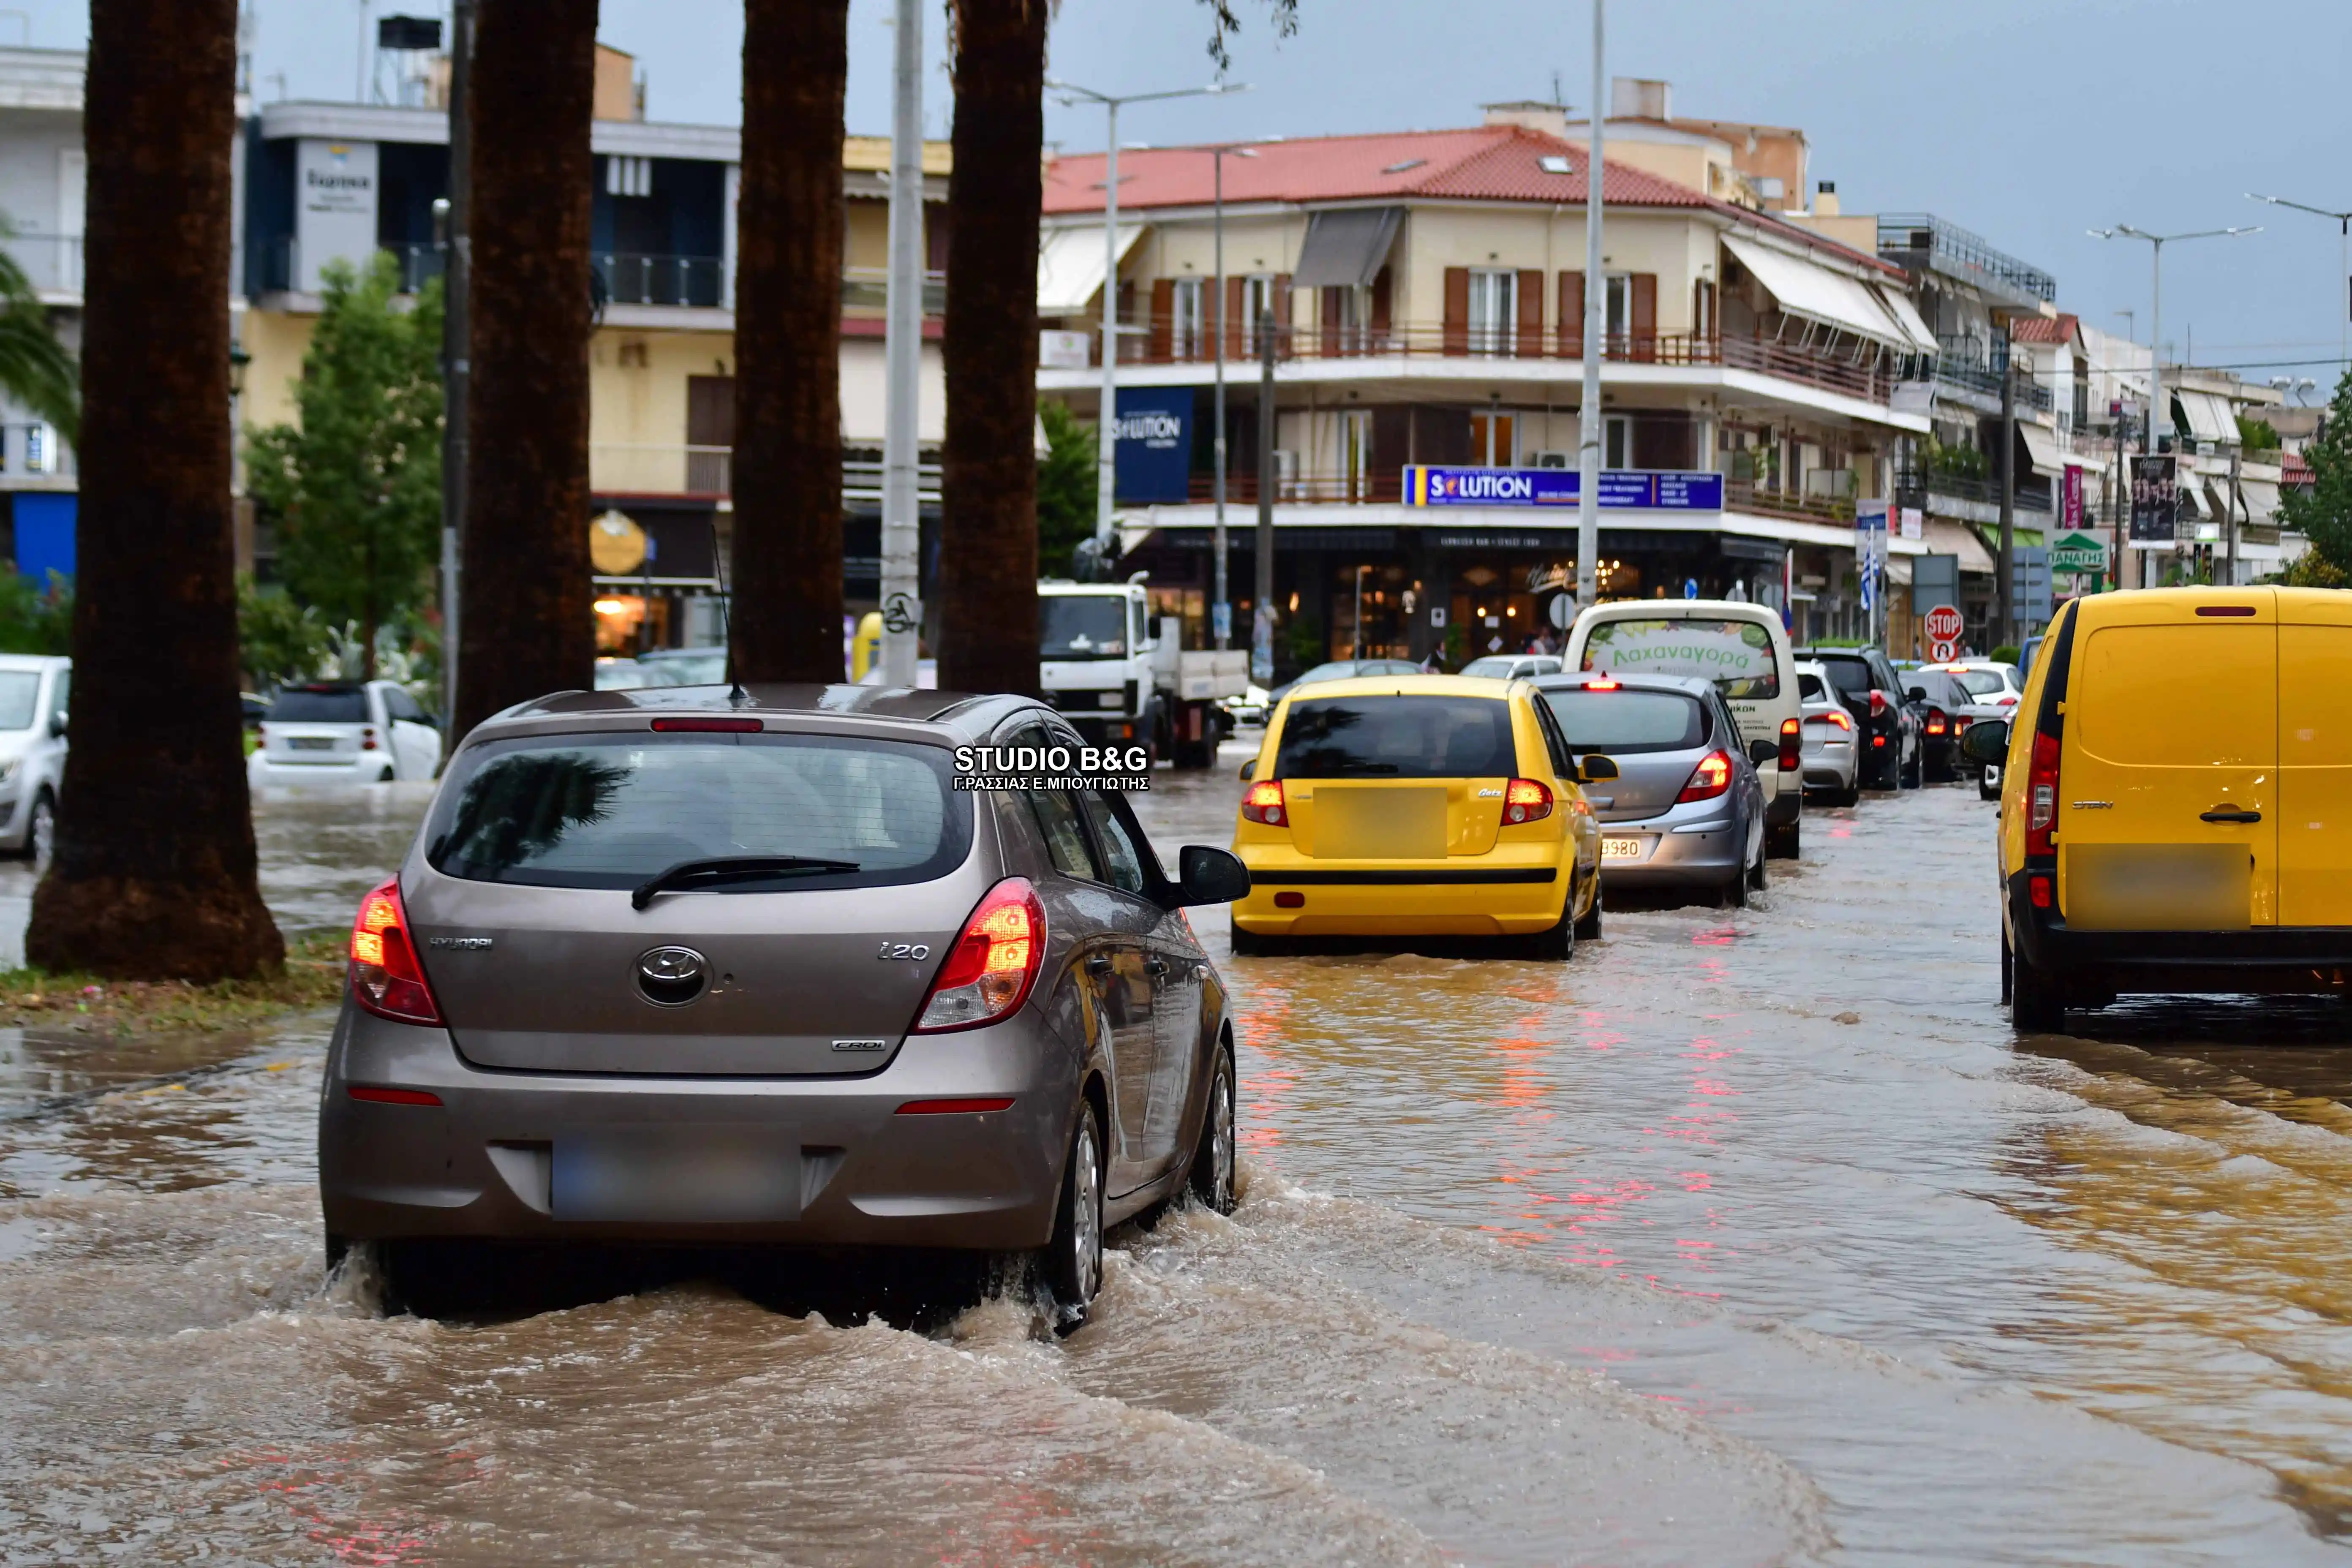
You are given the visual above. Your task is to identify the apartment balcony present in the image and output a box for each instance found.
[1876,213,2056,309]
[1896,468,2053,516]
[596,251,727,310]
[1929,335,2054,414]
[590,443,942,501]
[841,267,946,316]
[2,233,82,301]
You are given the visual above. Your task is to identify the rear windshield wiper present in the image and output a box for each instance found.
[632,855,862,910]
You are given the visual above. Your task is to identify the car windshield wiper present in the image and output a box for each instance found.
[632,855,862,911]
[1318,760,1402,774]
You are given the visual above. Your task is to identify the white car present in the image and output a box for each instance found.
[0,654,69,862]
[1925,662,2022,799]
[1794,659,1859,806]
[249,680,441,786]
[1218,683,1272,727]
[1459,654,1564,680]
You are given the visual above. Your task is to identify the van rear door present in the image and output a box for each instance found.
[2277,588,2352,926]
[2059,593,2277,931]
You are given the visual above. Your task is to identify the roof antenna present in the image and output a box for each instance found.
[708,515,747,706]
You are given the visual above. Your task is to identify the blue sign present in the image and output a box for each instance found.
[1113,388,1192,504]
[1404,466,1725,511]
[13,493,74,583]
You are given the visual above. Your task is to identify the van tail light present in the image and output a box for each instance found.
[349,877,443,1026]
[2025,729,2061,856]
[1241,779,1287,826]
[1503,777,1553,824]
[1677,749,1734,803]
[911,878,1045,1034]
[1869,689,1889,719]
[1925,709,1947,737]
[1777,716,1801,772]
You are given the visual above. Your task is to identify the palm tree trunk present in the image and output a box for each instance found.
[454,0,598,737]
[938,0,1046,697]
[25,0,281,980]
[730,0,849,683]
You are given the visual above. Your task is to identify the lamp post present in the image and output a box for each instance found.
[1576,0,1606,611]
[879,0,923,686]
[2248,193,2352,376]
[1046,78,1247,563]
[1179,140,1263,648]
[2090,223,2258,587]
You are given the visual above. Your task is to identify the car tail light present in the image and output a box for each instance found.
[911,878,1045,1034]
[1869,689,1889,719]
[1503,777,1553,824]
[362,727,379,751]
[348,877,443,1025]
[1813,709,1854,732]
[2026,729,2061,856]
[1926,709,1947,737]
[1998,695,2018,707]
[1953,714,1972,732]
[652,717,762,732]
[1241,779,1287,826]
[1677,749,1734,803]
[1778,716,1801,771]
[1871,735,1886,748]
[896,1097,1015,1115]
[2029,874,2053,909]
[348,1084,442,1107]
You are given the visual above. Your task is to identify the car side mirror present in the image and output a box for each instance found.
[47,711,65,739]
[1577,753,1620,783]
[1959,720,2009,764]
[1172,844,1251,907]
[1237,757,1256,781]
[1747,738,1778,767]
[1905,686,1928,703]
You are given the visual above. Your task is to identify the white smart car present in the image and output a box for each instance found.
[249,680,441,786]
[0,653,69,863]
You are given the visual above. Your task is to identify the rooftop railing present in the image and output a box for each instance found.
[1876,213,2056,306]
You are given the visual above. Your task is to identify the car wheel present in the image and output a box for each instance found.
[26,790,55,870]
[1187,1048,1237,1215]
[1830,781,1861,808]
[1766,818,1799,860]
[1521,877,1578,959]
[2008,933,2066,1034]
[1900,748,1923,789]
[1230,925,1274,958]
[1748,838,1768,893]
[1573,880,1604,942]
[1042,1100,1105,1331]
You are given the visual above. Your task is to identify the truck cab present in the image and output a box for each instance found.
[1038,577,1247,768]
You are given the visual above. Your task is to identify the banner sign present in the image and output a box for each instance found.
[1112,388,1192,504]
[2062,466,2084,530]
[1855,502,1888,614]
[2129,455,2178,546]
[1404,466,1726,511]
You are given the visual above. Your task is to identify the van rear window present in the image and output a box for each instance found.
[1275,695,1515,779]
[1581,618,1781,699]
[425,731,970,892]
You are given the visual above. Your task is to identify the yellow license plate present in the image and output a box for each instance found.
[1601,836,1644,861]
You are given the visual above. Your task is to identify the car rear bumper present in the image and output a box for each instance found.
[2009,871,2352,993]
[1231,848,1571,936]
[1595,805,1746,886]
[250,753,384,786]
[318,1002,1076,1252]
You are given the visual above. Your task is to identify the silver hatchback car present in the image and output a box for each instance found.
[319,684,1250,1326]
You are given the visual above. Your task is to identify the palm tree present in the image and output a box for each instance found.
[453,0,599,738]
[0,222,79,442]
[730,0,849,683]
[25,0,280,980]
[936,0,1049,697]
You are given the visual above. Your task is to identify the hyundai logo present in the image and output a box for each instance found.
[637,945,709,1007]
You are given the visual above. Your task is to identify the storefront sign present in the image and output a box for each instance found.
[1112,389,1191,503]
[2129,455,2178,546]
[2062,466,2084,529]
[295,139,378,295]
[2050,531,2107,574]
[1404,466,1726,511]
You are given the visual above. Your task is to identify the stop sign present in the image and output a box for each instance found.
[1924,604,1964,646]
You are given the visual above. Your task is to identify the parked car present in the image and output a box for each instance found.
[1568,600,1804,858]
[319,686,1251,1327]
[1794,659,1859,806]
[1968,587,2352,1032]
[0,654,69,864]
[249,681,442,785]
[1794,646,1922,791]
[1229,673,1606,957]
[1924,661,2023,798]
[593,657,651,691]
[1459,654,1564,680]
[637,647,730,687]
[1266,658,1421,706]
[1901,667,1977,784]
[1533,671,1772,908]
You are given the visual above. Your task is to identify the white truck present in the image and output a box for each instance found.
[1038,576,1249,768]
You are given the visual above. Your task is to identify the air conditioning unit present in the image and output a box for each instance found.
[1274,449,1300,499]
[1531,449,1573,469]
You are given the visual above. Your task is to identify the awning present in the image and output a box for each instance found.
[2206,479,2238,525]
[1292,207,1401,289]
[1037,224,1143,315]
[2017,423,2065,479]
[2239,476,2281,523]
[1722,232,1911,351]
[1924,516,1997,574]
[1870,286,1940,354]
[2173,387,2238,444]
[2177,485,2205,522]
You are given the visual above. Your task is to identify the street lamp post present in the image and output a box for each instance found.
[2090,223,2258,587]
[878,0,923,686]
[1576,0,1606,611]
[2248,193,2352,376]
[1046,79,1246,565]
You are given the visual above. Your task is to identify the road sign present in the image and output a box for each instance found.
[1924,604,1964,645]
[1929,635,1961,662]
[2010,546,2051,626]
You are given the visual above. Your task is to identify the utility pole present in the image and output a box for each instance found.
[2225,442,2241,587]
[878,0,923,686]
[1253,309,1277,683]
[1574,0,1606,610]
[1998,354,2015,648]
[436,0,472,726]
[1214,146,1228,646]
[2111,409,2125,594]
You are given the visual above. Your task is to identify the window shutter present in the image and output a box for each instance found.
[1557,270,1584,359]
[1631,272,1658,362]
[1516,268,1544,359]
[1444,266,1470,355]
[1371,266,1393,344]
[1274,272,1291,354]
[1151,278,1174,361]
[1226,275,1246,362]
[1320,286,1342,358]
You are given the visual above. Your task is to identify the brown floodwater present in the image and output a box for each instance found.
[4,766,2352,1563]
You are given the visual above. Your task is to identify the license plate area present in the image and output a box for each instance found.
[552,1130,802,1222]
[287,736,337,751]
[1601,835,1646,861]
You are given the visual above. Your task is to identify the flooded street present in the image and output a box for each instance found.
[8,764,2352,1563]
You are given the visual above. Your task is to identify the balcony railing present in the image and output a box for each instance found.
[1896,468,2054,514]
[596,252,727,310]
[590,443,942,500]
[841,267,946,315]
[2,233,82,297]
[1876,213,2056,307]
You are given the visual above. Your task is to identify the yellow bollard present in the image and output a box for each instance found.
[850,610,883,681]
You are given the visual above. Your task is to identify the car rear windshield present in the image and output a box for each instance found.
[0,672,38,731]
[1910,671,1967,706]
[425,731,970,893]
[1581,617,1780,699]
[1040,596,1127,659]
[1539,689,1707,754]
[1813,657,1873,698]
[1275,695,1516,779]
[1951,670,2006,697]
[1798,672,1826,701]
[270,686,370,723]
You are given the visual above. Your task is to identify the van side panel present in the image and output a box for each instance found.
[2278,590,2352,926]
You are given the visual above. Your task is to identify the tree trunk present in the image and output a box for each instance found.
[731,0,849,683]
[25,0,281,980]
[454,0,598,738]
[937,0,1046,697]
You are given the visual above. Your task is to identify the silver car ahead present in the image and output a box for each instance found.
[318,684,1250,1326]
[1530,672,1771,907]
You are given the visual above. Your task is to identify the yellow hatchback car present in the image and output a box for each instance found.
[1963,585,2352,1031]
[1228,675,1609,958]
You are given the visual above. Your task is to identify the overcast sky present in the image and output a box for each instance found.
[17,0,2351,394]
